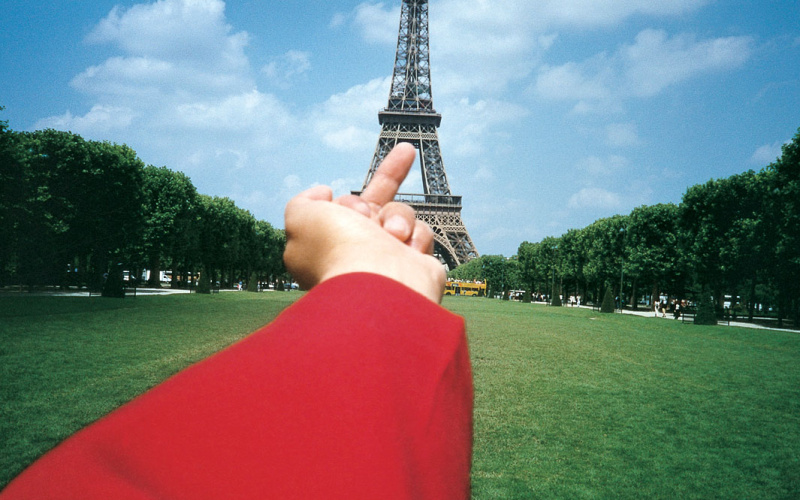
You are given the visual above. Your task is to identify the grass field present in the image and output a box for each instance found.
[2,292,798,498]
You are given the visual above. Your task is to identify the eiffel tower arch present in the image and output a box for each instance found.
[356,0,478,270]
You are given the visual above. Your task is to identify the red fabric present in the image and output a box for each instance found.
[2,273,473,499]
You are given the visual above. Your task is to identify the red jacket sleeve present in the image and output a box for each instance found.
[1,273,473,499]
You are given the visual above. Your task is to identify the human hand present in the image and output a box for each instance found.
[283,143,446,303]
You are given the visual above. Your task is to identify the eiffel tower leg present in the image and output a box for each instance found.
[418,126,450,196]
[413,202,479,270]
[362,126,399,189]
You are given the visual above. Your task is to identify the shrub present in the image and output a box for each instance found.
[600,287,615,313]
[551,283,562,307]
[101,263,125,298]
[694,287,717,325]
[246,272,258,292]
[196,268,211,294]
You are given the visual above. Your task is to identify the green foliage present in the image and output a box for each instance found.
[0,122,284,291]
[449,255,522,298]
[765,127,800,323]
[517,236,563,299]
[626,203,682,296]
[196,267,211,294]
[247,272,258,292]
[141,165,199,287]
[101,263,126,298]
[448,255,484,281]
[601,286,615,313]
[550,282,562,307]
[694,286,718,325]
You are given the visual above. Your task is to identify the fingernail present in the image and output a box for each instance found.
[384,215,411,237]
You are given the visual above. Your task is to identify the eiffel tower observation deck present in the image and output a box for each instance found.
[356,0,478,270]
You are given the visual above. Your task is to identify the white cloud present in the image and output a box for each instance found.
[70,56,255,105]
[577,155,630,177]
[344,0,712,97]
[36,105,136,133]
[330,177,362,198]
[534,61,612,102]
[622,29,753,97]
[86,0,248,70]
[473,165,495,183]
[750,141,787,165]
[72,0,254,104]
[329,12,347,29]
[440,98,528,157]
[283,174,301,189]
[262,51,311,89]
[535,0,711,27]
[605,122,640,147]
[568,187,622,210]
[173,90,292,134]
[532,29,753,111]
[32,0,315,225]
[353,3,400,45]
[311,77,388,153]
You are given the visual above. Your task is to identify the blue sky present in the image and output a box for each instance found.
[2,0,799,257]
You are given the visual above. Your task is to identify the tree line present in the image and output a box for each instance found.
[450,127,800,327]
[0,109,286,295]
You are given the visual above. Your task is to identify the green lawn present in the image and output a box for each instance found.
[447,298,800,499]
[0,291,297,488]
[2,293,798,498]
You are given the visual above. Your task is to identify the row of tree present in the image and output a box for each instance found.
[450,127,800,326]
[0,110,286,294]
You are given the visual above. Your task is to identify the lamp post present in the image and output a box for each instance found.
[619,226,626,312]
[551,244,560,307]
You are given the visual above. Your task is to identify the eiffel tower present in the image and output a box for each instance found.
[356,0,478,270]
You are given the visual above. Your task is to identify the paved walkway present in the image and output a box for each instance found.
[616,306,797,333]
[530,300,797,333]
[0,287,286,297]
[1,287,193,297]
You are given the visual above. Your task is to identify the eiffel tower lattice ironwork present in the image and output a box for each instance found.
[357,0,478,270]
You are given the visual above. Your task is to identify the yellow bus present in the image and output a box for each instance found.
[444,280,486,297]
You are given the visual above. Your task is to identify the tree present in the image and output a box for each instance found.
[478,255,508,298]
[517,241,539,297]
[680,170,773,318]
[765,127,800,325]
[625,203,681,308]
[448,255,520,298]
[19,131,145,288]
[559,229,587,305]
[140,166,199,287]
[448,256,485,282]
[582,215,627,304]
[0,107,28,285]
[197,195,243,287]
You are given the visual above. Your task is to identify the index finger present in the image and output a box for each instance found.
[361,142,417,206]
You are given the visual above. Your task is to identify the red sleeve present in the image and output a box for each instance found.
[1,273,473,499]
